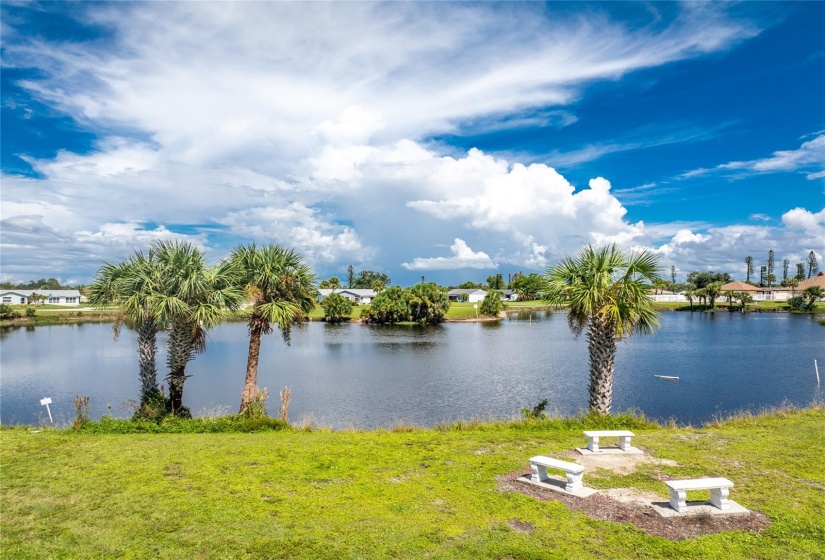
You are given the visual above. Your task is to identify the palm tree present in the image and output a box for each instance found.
[230,244,316,413]
[87,249,164,408]
[736,291,753,312]
[803,286,824,311]
[545,244,661,415]
[151,240,243,414]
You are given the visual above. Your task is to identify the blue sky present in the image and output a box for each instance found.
[1,1,823,286]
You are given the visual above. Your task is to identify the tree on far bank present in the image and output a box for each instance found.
[807,251,819,278]
[486,273,505,290]
[480,289,505,317]
[803,286,824,310]
[736,291,754,312]
[511,273,545,300]
[351,270,390,290]
[544,244,661,415]
[322,292,353,323]
[229,244,316,414]
[319,277,341,289]
[685,271,730,289]
[453,280,484,290]
[364,286,408,324]
[406,282,450,325]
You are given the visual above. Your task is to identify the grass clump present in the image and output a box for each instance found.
[77,414,289,434]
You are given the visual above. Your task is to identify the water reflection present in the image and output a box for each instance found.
[1,313,823,428]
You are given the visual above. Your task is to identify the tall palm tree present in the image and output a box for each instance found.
[87,249,164,408]
[151,240,243,414]
[230,244,316,413]
[545,244,661,415]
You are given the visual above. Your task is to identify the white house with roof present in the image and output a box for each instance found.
[447,288,487,302]
[448,288,519,302]
[0,289,83,306]
[316,288,377,305]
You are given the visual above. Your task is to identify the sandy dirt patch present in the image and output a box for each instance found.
[497,470,769,540]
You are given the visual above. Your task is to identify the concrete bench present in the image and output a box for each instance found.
[583,430,634,452]
[665,478,734,513]
[529,456,585,491]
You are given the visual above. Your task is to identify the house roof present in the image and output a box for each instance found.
[797,272,825,291]
[317,288,376,297]
[719,281,759,292]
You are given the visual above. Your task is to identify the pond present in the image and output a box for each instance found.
[1,312,823,428]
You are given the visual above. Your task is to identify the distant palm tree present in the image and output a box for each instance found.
[545,244,661,415]
[230,244,316,413]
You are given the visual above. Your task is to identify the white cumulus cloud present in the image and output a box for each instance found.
[402,239,497,270]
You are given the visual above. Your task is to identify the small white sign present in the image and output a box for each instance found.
[40,397,52,405]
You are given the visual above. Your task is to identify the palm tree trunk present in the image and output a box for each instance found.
[167,320,194,414]
[240,322,264,413]
[136,318,159,405]
[586,315,616,415]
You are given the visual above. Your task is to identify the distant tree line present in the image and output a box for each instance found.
[0,278,82,290]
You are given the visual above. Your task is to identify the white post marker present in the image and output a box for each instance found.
[40,397,54,425]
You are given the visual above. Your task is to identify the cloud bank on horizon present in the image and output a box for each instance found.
[1,2,823,286]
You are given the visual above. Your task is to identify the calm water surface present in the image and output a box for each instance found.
[1,312,823,427]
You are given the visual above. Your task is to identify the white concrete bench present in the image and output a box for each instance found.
[665,478,734,513]
[529,456,585,491]
[583,430,634,452]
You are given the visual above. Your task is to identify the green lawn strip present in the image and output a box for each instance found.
[2,409,824,559]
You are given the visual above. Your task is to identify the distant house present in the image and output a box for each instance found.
[0,289,82,306]
[500,290,519,301]
[316,288,376,305]
[447,289,487,303]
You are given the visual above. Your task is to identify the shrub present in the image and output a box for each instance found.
[322,292,353,322]
[520,399,548,419]
[365,283,450,325]
[364,286,409,324]
[242,387,270,419]
[480,289,505,317]
[0,304,21,320]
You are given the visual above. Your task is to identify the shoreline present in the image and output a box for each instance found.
[2,303,823,329]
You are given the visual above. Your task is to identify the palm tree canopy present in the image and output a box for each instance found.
[544,244,661,339]
[230,244,316,332]
[148,240,244,331]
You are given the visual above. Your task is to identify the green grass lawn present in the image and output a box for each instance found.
[2,407,824,559]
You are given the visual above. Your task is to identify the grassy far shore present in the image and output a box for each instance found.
[3,299,823,328]
[2,407,824,559]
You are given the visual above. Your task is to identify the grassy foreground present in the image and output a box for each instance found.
[2,408,824,559]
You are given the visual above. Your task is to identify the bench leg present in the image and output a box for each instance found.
[530,463,548,483]
[668,488,687,513]
[710,487,730,510]
[587,436,599,452]
[565,472,583,492]
[619,436,631,451]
